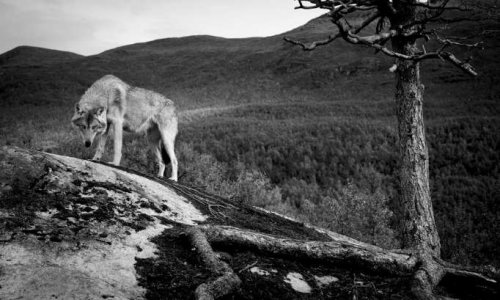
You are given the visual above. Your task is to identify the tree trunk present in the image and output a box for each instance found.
[392,2,441,257]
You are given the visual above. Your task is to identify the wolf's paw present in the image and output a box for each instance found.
[108,161,120,166]
[91,157,101,161]
[168,176,178,182]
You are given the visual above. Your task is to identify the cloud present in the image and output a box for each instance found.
[0,0,103,54]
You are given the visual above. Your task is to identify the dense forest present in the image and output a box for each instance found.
[174,96,500,266]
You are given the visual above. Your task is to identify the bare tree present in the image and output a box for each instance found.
[285,0,499,298]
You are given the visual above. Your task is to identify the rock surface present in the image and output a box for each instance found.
[0,146,206,299]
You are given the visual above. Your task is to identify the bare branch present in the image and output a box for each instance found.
[295,0,323,10]
[433,31,483,49]
[325,12,479,76]
[403,0,450,26]
[408,0,500,26]
[295,0,381,12]
[427,16,486,23]
[409,0,470,12]
[283,11,380,51]
[349,39,478,76]
[284,34,342,51]
[349,28,398,44]
[436,51,478,76]
[289,1,483,75]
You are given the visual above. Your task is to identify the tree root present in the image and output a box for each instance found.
[434,257,500,284]
[411,255,446,300]
[200,225,418,274]
[187,227,241,300]
[196,225,499,299]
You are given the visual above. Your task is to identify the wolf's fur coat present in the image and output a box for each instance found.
[71,75,178,181]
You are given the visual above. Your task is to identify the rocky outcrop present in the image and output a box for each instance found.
[1,146,498,300]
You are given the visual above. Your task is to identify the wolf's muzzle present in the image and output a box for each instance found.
[85,141,91,147]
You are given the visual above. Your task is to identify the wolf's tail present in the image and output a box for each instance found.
[160,143,171,166]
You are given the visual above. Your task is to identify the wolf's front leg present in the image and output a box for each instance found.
[111,122,123,166]
[92,130,109,161]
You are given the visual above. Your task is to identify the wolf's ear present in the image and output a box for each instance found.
[75,103,83,114]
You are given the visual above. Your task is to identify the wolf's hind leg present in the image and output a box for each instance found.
[147,128,165,177]
[159,125,178,182]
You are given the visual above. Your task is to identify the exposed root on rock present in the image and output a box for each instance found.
[196,225,499,299]
[187,227,241,300]
[200,225,418,274]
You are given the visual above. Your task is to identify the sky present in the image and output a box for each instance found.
[0,0,324,56]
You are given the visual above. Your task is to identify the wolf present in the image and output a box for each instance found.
[71,75,178,181]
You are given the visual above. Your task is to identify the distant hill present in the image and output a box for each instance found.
[0,46,83,67]
[0,14,394,107]
[0,13,496,108]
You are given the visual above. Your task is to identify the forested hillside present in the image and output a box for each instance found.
[0,13,498,267]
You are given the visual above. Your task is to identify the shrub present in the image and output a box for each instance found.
[178,143,282,208]
[296,181,398,249]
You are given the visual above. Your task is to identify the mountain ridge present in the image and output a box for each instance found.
[0,14,385,108]
[0,45,83,67]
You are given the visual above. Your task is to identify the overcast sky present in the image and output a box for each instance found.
[0,0,324,56]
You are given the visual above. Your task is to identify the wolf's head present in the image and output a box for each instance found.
[71,103,107,147]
